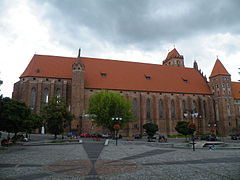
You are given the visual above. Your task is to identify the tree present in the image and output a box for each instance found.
[143,123,159,141]
[88,90,134,132]
[175,121,196,139]
[23,113,42,137]
[0,97,32,135]
[41,96,73,139]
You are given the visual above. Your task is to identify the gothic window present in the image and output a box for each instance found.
[43,88,49,103]
[182,100,186,114]
[146,99,151,121]
[56,88,61,98]
[171,100,175,120]
[227,103,231,116]
[132,98,137,118]
[30,87,36,110]
[159,99,163,119]
[203,101,207,118]
[192,100,197,113]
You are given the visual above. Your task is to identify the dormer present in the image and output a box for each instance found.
[162,48,184,67]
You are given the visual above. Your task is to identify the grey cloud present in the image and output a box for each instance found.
[38,0,240,50]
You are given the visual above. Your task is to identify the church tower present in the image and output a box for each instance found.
[71,49,85,133]
[162,48,184,67]
[209,59,235,135]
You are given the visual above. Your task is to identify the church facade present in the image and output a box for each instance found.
[12,48,240,136]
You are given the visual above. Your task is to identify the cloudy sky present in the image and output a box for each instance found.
[0,0,240,97]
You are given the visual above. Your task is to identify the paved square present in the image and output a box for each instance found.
[0,140,239,180]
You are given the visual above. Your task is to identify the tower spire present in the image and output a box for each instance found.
[77,48,81,59]
[193,60,198,70]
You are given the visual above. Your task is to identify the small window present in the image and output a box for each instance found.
[58,79,61,82]
[145,74,151,80]
[33,77,36,80]
[182,78,188,83]
[36,69,40,73]
[46,78,49,81]
[101,72,107,78]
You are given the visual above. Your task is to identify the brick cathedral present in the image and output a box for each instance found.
[12,48,240,136]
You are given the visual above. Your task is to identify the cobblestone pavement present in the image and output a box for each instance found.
[0,140,240,180]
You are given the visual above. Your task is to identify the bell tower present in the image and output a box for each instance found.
[209,59,235,135]
[71,49,85,133]
[162,48,184,67]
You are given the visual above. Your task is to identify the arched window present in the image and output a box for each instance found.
[227,103,231,116]
[192,100,197,113]
[182,100,186,113]
[30,87,36,110]
[203,101,207,118]
[56,88,61,98]
[132,98,137,118]
[159,99,163,119]
[171,100,175,119]
[146,99,151,121]
[43,88,49,103]
[177,60,180,66]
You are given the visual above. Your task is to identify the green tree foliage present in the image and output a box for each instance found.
[0,96,40,135]
[175,121,196,138]
[143,123,159,140]
[41,96,73,139]
[23,113,42,135]
[88,90,134,132]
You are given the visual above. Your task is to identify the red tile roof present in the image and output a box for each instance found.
[166,48,181,60]
[210,59,230,78]
[21,54,212,94]
[232,82,240,99]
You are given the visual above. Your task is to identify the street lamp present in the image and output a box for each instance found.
[112,117,122,146]
[183,110,199,151]
[208,122,217,135]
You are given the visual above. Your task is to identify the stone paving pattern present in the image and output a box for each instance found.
[0,140,240,180]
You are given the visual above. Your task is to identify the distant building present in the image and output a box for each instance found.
[12,48,240,136]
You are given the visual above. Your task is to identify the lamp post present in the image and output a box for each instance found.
[112,117,122,146]
[208,122,217,135]
[183,111,199,151]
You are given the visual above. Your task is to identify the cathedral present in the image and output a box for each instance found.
[12,48,240,136]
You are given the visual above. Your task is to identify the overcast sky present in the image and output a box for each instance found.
[0,0,240,97]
